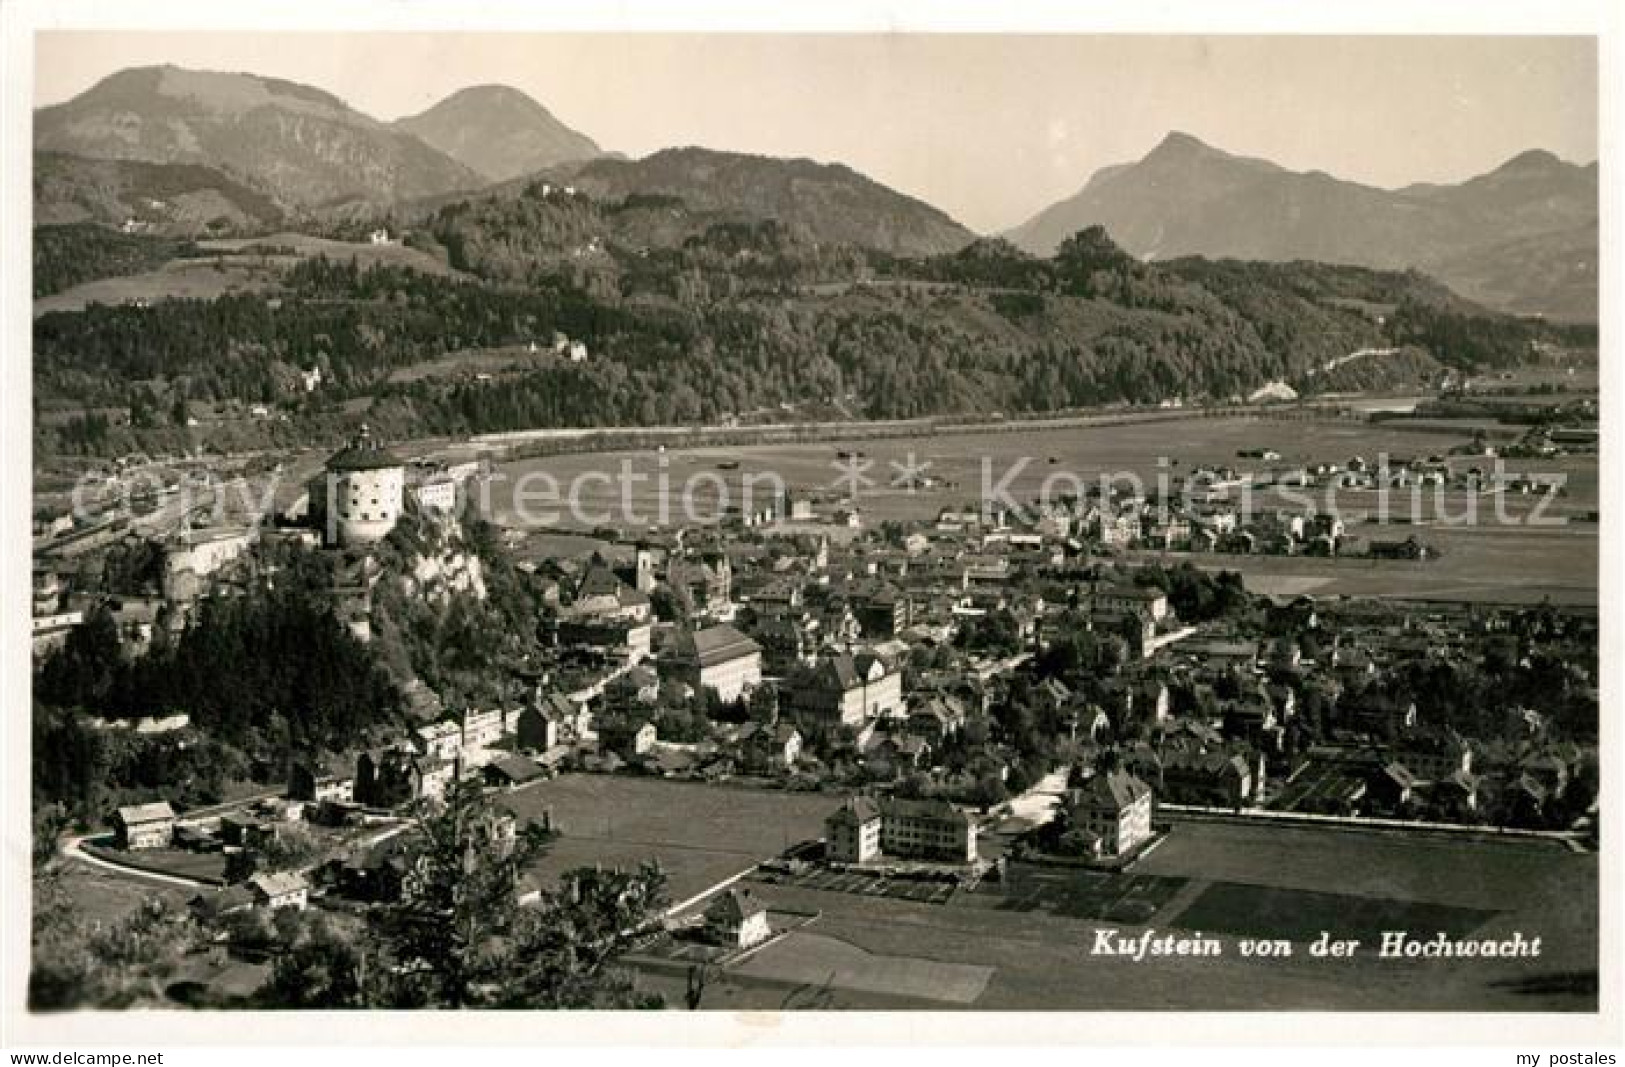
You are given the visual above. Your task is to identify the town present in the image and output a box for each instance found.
[29,409,1600,1010]
[21,36,1603,1023]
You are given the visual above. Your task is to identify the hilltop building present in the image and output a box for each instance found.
[315,426,406,548]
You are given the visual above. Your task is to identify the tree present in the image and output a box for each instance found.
[685,961,721,1010]
[748,681,780,723]
[33,804,70,870]
[359,781,667,1010]
[259,913,367,1009]
[493,863,669,1009]
[31,892,203,1010]
[366,781,556,1008]
[36,605,123,711]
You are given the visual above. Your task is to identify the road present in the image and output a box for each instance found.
[1002,768,1070,827]
[58,788,409,891]
[60,833,213,889]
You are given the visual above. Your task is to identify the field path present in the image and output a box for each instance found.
[61,835,213,889]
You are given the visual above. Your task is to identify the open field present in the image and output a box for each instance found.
[33,256,282,316]
[487,414,1598,524]
[46,860,193,928]
[81,841,228,884]
[641,815,1595,1010]
[1134,523,1598,605]
[499,775,834,903]
[970,867,1189,926]
[482,413,1596,603]
[195,233,457,276]
[1133,821,1587,911]
[1169,881,1494,943]
[386,346,560,384]
[34,233,458,317]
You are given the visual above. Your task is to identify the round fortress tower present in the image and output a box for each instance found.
[323,425,405,547]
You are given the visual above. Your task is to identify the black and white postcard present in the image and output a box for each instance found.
[2,0,1618,1053]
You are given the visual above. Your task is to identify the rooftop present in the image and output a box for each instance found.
[673,625,761,668]
[327,426,404,472]
[117,801,176,824]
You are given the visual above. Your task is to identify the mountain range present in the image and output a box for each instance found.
[34,66,973,258]
[393,85,602,182]
[530,147,977,256]
[34,65,484,209]
[34,66,1596,318]
[1006,132,1598,321]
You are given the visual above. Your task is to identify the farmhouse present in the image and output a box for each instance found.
[739,721,803,772]
[516,701,564,752]
[705,887,772,949]
[414,720,463,762]
[288,760,355,805]
[1368,762,1421,811]
[248,871,309,911]
[601,719,658,759]
[483,754,548,789]
[220,812,279,850]
[113,801,176,851]
[905,694,969,743]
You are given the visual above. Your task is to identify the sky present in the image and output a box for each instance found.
[33,33,1598,233]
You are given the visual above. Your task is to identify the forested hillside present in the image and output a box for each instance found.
[34,181,1562,456]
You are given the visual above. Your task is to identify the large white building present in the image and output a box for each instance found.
[163,525,257,598]
[1068,770,1154,858]
[321,427,405,548]
[825,797,883,863]
[664,625,762,704]
[824,796,977,864]
[1089,584,1170,622]
[783,652,904,727]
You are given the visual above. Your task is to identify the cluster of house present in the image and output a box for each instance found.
[527,331,589,363]
[1072,593,1598,830]
[1037,444,1572,559]
[1290,733,1592,825]
[69,422,1599,953]
[106,796,318,922]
